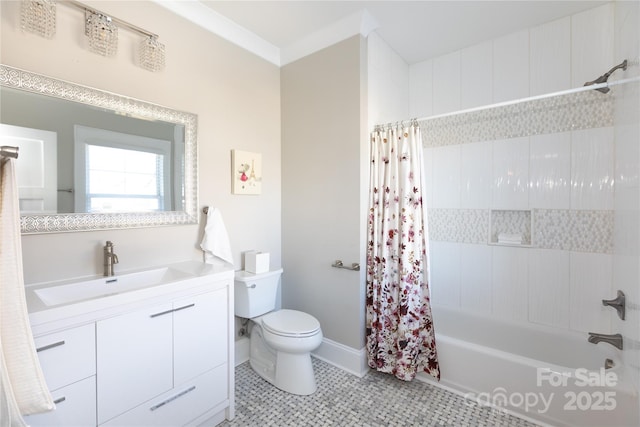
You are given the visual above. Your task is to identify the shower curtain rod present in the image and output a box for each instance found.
[417,76,640,123]
[376,75,640,128]
[0,146,19,159]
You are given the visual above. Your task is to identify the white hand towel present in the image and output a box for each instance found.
[200,207,234,266]
[497,232,523,244]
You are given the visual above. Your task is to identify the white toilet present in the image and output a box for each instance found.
[235,268,323,395]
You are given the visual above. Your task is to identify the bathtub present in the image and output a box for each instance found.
[418,306,639,427]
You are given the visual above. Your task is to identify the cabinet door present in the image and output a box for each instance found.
[173,287,228,386]
[97,302,173,424]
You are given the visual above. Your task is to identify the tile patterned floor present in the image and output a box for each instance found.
[220,358,539,426]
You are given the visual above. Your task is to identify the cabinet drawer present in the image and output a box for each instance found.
[100,364,228,427]
[24,376,96,427]
[35,323,96,391]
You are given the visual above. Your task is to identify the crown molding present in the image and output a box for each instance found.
[280,9,378,66]
[154,1,378,67]
[153,0,281,65]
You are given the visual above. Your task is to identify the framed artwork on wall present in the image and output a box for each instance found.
[231,149,262,195]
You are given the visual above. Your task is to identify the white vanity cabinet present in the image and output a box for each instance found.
[26,262,235,427]
[97,287,230,426]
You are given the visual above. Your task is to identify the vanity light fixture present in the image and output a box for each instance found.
[139,35,166,72]
[18,0,166,72]
[20,0,56,39]
[86,11,118,57]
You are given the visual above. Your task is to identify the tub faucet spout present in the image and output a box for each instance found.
[588,332,623,350]
[104,241,119,277]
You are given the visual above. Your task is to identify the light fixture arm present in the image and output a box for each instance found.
[64,0,158,39]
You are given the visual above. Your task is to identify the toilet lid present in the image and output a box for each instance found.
[261,309,320,337]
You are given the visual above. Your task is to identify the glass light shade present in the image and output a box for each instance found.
[139,36,166,72]
[86,13,118,57]
[20,0,56,39]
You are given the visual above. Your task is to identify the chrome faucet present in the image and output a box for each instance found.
[104,241,119,277]
[588,332,623,350]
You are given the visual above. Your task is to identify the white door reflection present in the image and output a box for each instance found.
[0,123,57,213]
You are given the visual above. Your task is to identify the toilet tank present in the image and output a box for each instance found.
[234,268,283,318]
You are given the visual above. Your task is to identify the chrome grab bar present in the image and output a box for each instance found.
[331,260,360,271]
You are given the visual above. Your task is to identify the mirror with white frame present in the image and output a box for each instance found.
[0,64,198,234]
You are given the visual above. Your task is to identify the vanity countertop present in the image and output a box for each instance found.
[26,260,234,336]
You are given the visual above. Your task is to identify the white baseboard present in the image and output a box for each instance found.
[312,337,369,377]
[234,336,369,377]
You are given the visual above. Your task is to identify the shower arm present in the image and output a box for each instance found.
[584,60,628,93]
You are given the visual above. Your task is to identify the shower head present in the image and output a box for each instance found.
[584,59,628,93]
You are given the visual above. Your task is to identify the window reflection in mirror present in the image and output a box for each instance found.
[74,125,174,213]
[85,145,164,212]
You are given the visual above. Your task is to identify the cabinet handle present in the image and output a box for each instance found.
[149,386,196,411]
[150,309,174,318]
[150,303,196,318]
[53,397,66,405]
[173,303,195,312]
[36,340,65,352]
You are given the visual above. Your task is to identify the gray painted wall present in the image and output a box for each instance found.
[281,36,368,350]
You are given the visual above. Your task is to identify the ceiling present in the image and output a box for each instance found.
[161,1,607,66]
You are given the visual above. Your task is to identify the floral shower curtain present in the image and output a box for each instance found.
[366,121,439,382]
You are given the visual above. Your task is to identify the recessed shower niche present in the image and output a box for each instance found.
[489,209,533,247]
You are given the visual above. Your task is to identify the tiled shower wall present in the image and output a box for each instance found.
[422,91,616,333]
[407,3,619,335]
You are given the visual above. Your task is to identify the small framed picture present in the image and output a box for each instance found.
[231,150,262,195]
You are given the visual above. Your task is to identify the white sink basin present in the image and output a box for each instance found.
[34,267,193,307]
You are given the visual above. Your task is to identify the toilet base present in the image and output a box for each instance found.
[249,324,318,395]
[274,351,317,395]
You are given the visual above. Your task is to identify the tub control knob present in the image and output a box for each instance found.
[602,290,625,320]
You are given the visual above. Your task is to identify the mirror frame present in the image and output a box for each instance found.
[0,64,198,234]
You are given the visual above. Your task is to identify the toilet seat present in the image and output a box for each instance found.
[261,309,320,338]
